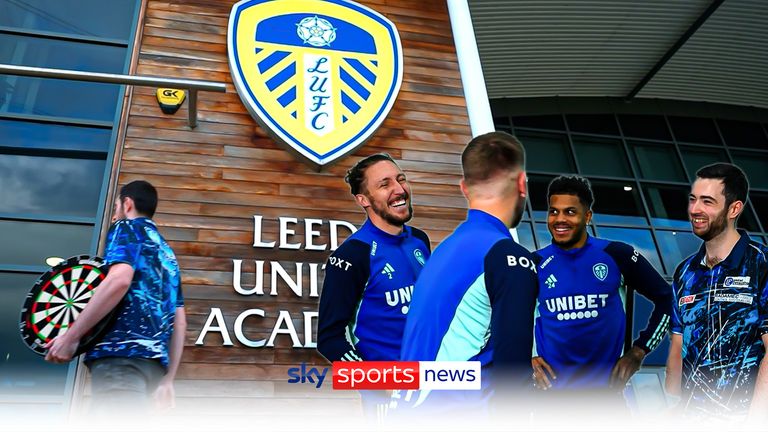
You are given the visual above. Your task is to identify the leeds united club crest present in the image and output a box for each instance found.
[228,0,403,168]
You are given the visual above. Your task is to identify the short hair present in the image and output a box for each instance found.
[461,131,525,186]
[344,153,398,195]
[119,180,158,218]
[547,175,594,209]
[696,163,749,207]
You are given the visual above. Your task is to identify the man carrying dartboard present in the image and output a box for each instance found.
[45,180,186,414]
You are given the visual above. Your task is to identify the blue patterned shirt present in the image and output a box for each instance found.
[671,230,768,418]
[85,218,183,368]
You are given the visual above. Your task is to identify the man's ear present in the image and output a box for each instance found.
[459,178,470,200]
[122,196,135,214]
[517,171,527,198]
[728,200,744,222]
[354,193,370,209]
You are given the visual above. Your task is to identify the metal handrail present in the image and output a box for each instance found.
[0,63,227,128]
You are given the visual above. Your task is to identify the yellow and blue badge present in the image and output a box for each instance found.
[228,0,403,168]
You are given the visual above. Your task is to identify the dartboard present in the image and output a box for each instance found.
[19,255,113,356]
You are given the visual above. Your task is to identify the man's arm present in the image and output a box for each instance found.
[665,333,683,396]
[317,240,370,362]
[45,263,133,363]
[154,306,186,410]
[484,239,538,384]
[605,242,673,387]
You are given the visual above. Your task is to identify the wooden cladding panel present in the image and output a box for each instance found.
[115,0,471,400]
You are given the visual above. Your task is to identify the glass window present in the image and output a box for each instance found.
[512,115,565,130]
[493,116,512,133]
[0,220,93,267]
[528,175,556,220]
[0,0,137,40]
[0,272,72,396]
[594,226,664,274]
[573,137,632,178]
[628,141,686,182]
[730,150,768,189]
[566,114,619,135]
[618,114,672,141]
[717,119,768,150]
[0,154,105,218]
[0,33,126,121]
[750,194,768,233]
[0,119,111,152]
[679,146,729,181]
[668,116,721,145]
[655,230,701,276]
[517,132,575,174]
[534,222,551,249]
[642,184,690,229]
[514,222,536,252]
[590,180,648,225]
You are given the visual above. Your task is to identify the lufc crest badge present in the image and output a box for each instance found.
[593,263,608,281]
[228,0,403,168]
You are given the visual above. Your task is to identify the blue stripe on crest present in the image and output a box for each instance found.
[258,50,290,74]
[341,91,361,114]
[344,58,376,85]
[340,68,371,100]
[277,87,296,108]
[266,62,296,92]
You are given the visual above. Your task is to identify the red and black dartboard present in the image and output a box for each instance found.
[19,255,114,357]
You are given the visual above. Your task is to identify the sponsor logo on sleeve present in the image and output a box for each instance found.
[679,294,696,306]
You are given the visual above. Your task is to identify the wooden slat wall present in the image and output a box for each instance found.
[91,0,472,414]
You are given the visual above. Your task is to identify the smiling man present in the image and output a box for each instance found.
[530,175,671,416]
[666,163,768,422]
[316,153,431,420]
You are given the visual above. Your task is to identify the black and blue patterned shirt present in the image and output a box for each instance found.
[85,218,183,368]
[671,230,768,418]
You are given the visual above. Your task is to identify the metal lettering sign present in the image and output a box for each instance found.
[228,0,403,168]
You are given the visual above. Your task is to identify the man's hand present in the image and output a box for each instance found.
[610,345,646,388]
[532,356,556,390]
[153,377,176,412]
[43,333,79,364]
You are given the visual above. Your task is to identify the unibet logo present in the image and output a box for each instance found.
[156,88,186,114]
[385,285,413,314]
[544,294,609,321]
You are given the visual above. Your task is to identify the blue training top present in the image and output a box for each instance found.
[401,209,538,375]
[317,219,431,362]
[533,236,672,389]
[671,230,768,418]
[86,218,183,368]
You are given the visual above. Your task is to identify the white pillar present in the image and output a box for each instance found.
[447,0,495,137]
[447,0,519,243]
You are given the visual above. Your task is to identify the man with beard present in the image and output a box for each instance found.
[530,175,671,418]
[666,163,768,422]
[317,153,431,419]
[395,132,537,421]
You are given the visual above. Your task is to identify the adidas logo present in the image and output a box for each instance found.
[545,274,557,289]
[381,263,395,280]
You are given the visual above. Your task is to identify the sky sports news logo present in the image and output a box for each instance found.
[287,361,481,390]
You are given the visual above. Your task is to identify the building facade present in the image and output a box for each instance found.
[1,0,766,421]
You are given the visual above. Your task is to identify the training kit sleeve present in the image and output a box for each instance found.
[317,239,370,362]
[604,241,672,352]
